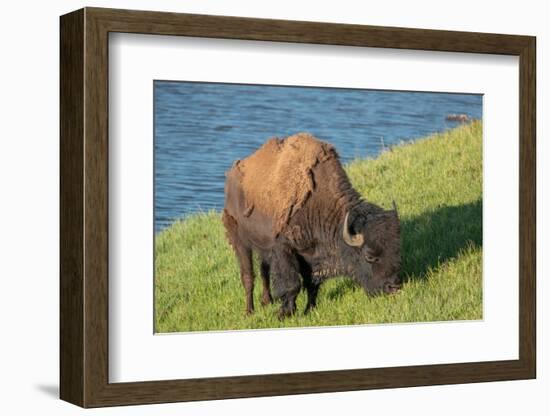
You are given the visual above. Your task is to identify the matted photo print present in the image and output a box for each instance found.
[153,81,482,333]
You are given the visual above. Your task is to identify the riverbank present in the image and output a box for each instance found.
[155,121,482,332]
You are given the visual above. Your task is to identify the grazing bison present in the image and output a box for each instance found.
[222,133,401,318]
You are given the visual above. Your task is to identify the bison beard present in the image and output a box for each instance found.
[223,133,401,319]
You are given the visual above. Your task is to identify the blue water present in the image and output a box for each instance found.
[154,81,482,233]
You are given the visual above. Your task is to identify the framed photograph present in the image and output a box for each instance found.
[60,7,536,408]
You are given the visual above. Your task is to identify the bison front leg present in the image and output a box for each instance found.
[297,257,319,314]
[271,246,302,319]
[303,279,320,315]
[260,259,273,306]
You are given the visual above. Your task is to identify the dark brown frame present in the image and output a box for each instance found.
[60,7,536,408]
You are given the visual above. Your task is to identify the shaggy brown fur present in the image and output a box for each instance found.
[233,133,336,235]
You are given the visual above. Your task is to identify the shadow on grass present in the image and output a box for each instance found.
[325,279,357,301]
[313,200,481,300]
[400,199,482,281]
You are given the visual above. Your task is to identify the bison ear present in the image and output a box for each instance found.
[349,211,368,234]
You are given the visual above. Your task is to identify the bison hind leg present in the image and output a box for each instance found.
[222,210,256,315]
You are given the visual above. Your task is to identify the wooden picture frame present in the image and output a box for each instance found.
[60,7,536,408]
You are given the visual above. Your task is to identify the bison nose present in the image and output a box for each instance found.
[384,276,402,294]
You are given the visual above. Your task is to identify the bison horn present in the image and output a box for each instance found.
[392,200,398,214]
[343,212,364,247]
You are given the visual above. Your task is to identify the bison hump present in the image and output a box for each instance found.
[234,133,336,235]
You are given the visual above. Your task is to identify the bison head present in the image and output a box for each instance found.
[342,204,402,295]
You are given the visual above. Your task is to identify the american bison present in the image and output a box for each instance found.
[222,133,401,318]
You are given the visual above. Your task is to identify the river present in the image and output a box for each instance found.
[154,81,482,232]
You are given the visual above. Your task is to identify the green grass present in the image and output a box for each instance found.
[155,121,483,332]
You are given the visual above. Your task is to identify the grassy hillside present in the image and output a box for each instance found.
[155,121,482,332]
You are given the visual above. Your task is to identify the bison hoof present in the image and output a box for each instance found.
[304,303,317,315]
[261,294,273,306]
[278,307,296,321]
[244,308,254,317]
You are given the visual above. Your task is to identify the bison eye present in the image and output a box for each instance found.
[366,254,379,263]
